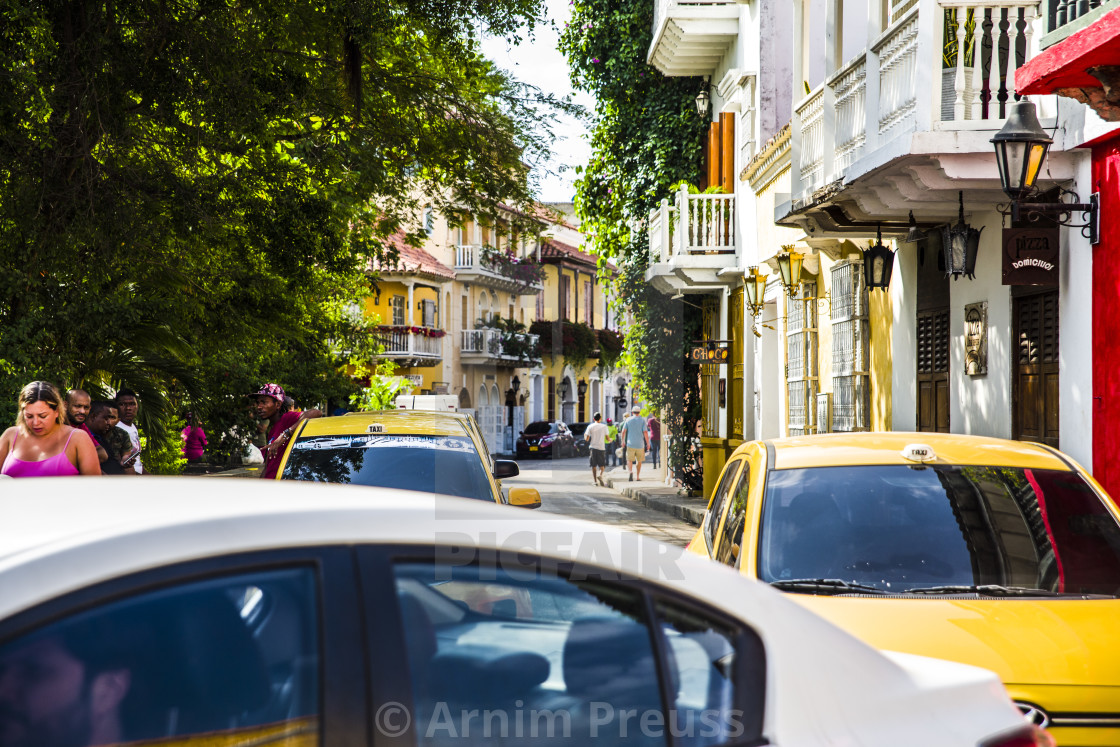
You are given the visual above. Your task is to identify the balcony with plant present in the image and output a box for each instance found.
[461,316,541,367]
[454,243,545,294]
[375,325,445,367]
[530,319,601,372]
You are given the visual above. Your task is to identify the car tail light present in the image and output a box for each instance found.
[980,725,1055,747]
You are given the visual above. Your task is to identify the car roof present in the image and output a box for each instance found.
[765,431,1070,471]
[0,478,795,629]
[301,410,472,437]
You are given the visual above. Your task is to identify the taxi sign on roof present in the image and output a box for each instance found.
[901,443,935,463]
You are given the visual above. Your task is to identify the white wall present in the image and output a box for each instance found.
[1060,152,1095,468]
[891,237,918,431]
[949,210,1011,439]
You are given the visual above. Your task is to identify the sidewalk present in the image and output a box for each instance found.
[600,460,707,526]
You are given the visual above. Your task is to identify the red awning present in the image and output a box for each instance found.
[1016,6,1120,94]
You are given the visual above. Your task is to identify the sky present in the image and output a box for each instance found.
[481,0,595,204]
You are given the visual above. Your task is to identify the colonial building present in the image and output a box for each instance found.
[645,0,1116,496]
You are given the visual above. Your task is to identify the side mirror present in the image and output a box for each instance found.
[493,460,520,479]
[508,487,541,510]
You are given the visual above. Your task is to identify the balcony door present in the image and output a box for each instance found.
[1013,289,1060,447]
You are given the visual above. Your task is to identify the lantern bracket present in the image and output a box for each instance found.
[997,189,1098,245]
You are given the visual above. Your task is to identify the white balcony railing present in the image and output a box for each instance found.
[454,244,543,294]
[796,87,826,193]
[380,328,442,357]
[792,0,1046,202]
[652,0,739,36]
[647,184,737,264]
[460,329,540,361]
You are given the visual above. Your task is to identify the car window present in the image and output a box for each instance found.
[758,464,1120,594]
[714,465,751,567]
[464,415,495,471]
[282,434,494,501]
[702,460,742,555]
[392,562,762,747]
[524,422,552,435]
[0,568,320,745]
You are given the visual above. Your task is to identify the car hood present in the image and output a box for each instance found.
[791,595,1120,687]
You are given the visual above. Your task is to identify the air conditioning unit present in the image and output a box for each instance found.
[816,393,832,434]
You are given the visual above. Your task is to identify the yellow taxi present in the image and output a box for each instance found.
[691,431,1120,746]
[273,410,540,509]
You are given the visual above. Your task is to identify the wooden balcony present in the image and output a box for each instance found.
[645,185,739,294]
[459,329,541,367]
[453,245,544,295]
[648,0,740,76]
[377,327,443,368]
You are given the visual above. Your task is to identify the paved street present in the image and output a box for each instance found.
[503,455,696,547]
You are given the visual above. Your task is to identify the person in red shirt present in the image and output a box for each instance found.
[247,383,321,479]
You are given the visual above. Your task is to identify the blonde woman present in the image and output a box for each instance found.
[0,381,101,477]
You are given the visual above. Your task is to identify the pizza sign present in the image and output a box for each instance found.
[1003,227,1059,286]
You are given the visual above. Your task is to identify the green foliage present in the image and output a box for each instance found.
[143,413,187,476]
[480,246,546,288]
[0,1,554,449]
[596,328,625,372]
[530,320,599,374]
[479,317,541,364]
[559,0,705,490]
[942,9,977,69]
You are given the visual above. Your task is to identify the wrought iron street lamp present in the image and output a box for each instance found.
[695,78,710,118]
[775,245,805,297]
[557,379,570,401]
[577,380,587,397]
[941,191,983,280]
[862,224,895,291]
[992,100,1099,243]
[744,266,768,316]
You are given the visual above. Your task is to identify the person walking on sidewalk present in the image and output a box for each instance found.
[605,418,619,467]
[619,406,650,482]
[584,412,609,486]
[647,413,662,469]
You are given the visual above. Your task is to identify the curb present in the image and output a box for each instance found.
[603,473,706,526]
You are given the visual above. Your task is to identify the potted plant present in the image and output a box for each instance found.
[942,8,977,121]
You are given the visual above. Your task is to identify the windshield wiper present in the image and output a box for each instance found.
[768,578,889,595]
[904,584,1061,597]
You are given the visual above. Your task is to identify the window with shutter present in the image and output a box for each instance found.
[421,299,436,328]
[830,261,870,432]
[392,295,406,326]
[786,283,818,435]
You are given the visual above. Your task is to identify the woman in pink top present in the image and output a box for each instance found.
[0,381,101,477]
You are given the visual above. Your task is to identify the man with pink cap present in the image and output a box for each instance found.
[247,383,321,479]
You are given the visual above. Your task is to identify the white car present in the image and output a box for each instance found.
[0,479,1044,747]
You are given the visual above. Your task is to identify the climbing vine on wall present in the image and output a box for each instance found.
[559,0,706,491]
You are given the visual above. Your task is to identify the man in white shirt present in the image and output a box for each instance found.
[114,389,144,474]
[584,412,610,487]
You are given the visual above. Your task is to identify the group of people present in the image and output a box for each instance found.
[584,407,662,486]
[0,381,146,477]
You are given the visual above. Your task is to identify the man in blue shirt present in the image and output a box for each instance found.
[618,406,650,481]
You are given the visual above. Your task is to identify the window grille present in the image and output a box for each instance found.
[830,261,870,431]
[786,283,818,435]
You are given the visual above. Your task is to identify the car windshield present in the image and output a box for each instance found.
[281,434,494,502]
[524,422,554,435]
[758,465,1120,595]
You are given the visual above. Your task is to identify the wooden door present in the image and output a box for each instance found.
[1014,290,1060,447]
[916,308,950,432]
[729,288,744,440]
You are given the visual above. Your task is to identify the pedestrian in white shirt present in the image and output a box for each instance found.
[114,389,144,474]
[584,412,610,486]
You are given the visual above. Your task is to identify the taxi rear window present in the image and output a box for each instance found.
[280,434,493,502]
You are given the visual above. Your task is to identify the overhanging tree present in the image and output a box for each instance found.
[0,1,556,468]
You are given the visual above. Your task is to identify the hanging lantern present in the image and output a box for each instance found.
[940,191,983,280]
[744,266,768,316]
[776,246,804,297]
[991,100,1052,201]
[862,224,895,291]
